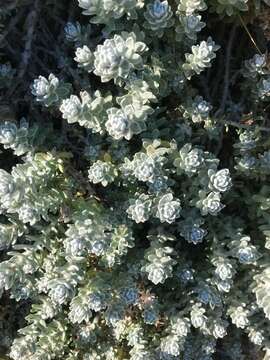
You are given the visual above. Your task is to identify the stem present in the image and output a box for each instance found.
[238,14,263,55]
[215,25,237,116]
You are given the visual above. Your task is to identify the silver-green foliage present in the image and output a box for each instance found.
[2,0,270,359]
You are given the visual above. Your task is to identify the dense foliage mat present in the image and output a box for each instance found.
[0,0,270,359]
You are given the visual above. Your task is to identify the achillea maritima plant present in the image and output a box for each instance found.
[0,0,270,359]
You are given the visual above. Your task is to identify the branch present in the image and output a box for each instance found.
[18,0,40,79]
[222,119,270,133]
[238,14,263,55]
[0,10,24,45]
[215,25,237,117]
